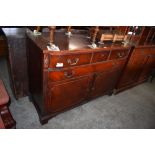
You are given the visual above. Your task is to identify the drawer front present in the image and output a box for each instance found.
[49,53,92,68]
[48,66,93,82]
[92,50,110,63]
[48,61,115,82]
[109,49,129,60]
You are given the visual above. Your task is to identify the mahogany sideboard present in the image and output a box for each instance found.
[116,27,155,93]
[2,28,29,99]
[2,27,155,125]
[26,29,131,124]
[116,45,155,92]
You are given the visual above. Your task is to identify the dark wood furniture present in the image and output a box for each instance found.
[96,26,129,43]
[1,26,154,125]
[116,27,155,93]
[116,46,155,92]
[26,29,131,124]
[2,28,29,99]
[0,80,16,129]
[0,29,7,57]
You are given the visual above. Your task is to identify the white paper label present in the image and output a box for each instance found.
[56,63,63,67]
[47,45,60,51]
[128,32,133,35]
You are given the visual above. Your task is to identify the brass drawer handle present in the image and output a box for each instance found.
[67,58,79,66]
[64,71,75,78]
[117,52,124,58]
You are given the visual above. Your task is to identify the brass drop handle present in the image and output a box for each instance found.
[117,52,124,58]
[64,70,75,78]
[67,58,79,66]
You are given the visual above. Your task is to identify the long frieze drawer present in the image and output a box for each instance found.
[48,62,114,82]
[109,49,129,60]
[49,53,92,68]
[92,50,110,63]
[48,66,93,82]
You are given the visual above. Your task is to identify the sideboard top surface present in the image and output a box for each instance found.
[26,29,130,53]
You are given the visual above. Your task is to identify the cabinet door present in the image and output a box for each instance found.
[46,75,92,113]
[90,68,121,98]
[117,50,147,88]
[139,54,155,81]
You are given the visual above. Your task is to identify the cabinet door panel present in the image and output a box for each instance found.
[139,55,155,81]
[90,68,121,98]
[117,51,147,87]
[46,75,92,113]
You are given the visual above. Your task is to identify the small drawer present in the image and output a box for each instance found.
[49,53,92,68]
[109,49,129,60]
[92,50,110,63]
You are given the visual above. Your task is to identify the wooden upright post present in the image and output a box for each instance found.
[49,26,56,44]
[92,26,99,43]
[36,26,40,32]
[67,26,72,33]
